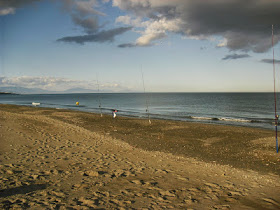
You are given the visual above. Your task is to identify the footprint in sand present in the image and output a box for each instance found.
[262,198,280,208]
[130,179,145,185]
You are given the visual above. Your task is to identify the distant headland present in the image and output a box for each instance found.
[0,92,17,95]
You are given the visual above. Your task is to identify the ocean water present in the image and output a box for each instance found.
[0,92,278,130]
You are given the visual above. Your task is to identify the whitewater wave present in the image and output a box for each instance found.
[190,116,214,121]
[190,116,267,123]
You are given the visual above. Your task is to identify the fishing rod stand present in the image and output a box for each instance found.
[275,115,279,153]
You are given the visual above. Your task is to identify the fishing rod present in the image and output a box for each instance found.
[141,65,151,124]
[96,74,103,117]
[272,24,279,153]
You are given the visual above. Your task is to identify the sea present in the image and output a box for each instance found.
[0,92,278,130]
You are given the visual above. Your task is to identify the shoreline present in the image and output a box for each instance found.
[0,102,275,131]
[1,104,280,209]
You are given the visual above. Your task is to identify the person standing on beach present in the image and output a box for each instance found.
[112,109,117,118]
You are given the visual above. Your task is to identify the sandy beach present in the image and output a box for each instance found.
[1,104,280,209]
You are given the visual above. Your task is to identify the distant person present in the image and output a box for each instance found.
[112,109,117,118]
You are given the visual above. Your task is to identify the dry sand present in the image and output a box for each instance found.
[1,104,280,209]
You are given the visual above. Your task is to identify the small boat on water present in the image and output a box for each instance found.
[32,102,40,106]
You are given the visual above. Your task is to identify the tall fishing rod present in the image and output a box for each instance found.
[141,66,151,124]
[96,74,103,117]
[272,24,279,153]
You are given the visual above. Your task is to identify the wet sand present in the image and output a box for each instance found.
[1,104,280,209]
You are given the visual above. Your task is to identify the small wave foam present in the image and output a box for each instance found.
[190,116,258,123]
[190,116,213,120]
[219,118,252,123]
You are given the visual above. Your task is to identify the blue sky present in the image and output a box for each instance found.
[0,0,280,92]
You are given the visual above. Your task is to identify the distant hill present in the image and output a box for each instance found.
[63,88,97,93]
[0,86,52,94]
[0,86,97,94]
[0,92,16,94]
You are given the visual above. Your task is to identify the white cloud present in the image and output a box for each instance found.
[116,15,131,25]
[217,39,227,48]
[116,15,183,46]
[0,7,15,16]
[116,15,149,28]
[136,32,165,46]
[145,18,182,33]
[113,0,151,10]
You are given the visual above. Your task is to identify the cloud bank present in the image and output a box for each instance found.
[0,76,127,92]
[1,0,280,52]
[113,0,280,52]
[0,76,90,91]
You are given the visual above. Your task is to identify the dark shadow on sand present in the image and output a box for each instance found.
[0,184,47,198]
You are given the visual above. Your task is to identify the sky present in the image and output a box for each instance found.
[1,0,280,93]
